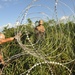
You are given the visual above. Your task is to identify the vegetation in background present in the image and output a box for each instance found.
[1,19,75,75]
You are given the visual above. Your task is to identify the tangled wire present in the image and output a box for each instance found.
[1,0,75,75]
